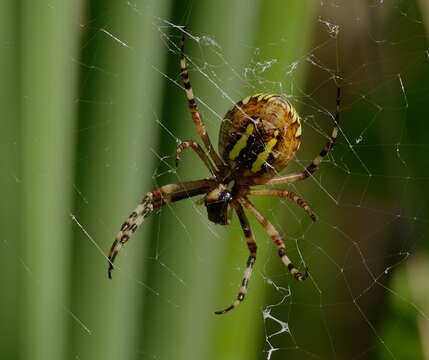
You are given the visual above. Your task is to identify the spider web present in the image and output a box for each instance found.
[8,1,429,360]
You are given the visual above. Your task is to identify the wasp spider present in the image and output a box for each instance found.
[108,29,341,315]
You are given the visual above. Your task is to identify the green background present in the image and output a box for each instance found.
[1,0,429,359]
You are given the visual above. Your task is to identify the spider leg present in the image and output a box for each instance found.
[248,189,316,221]
[108,179,215,278]
[239,197,308,281]
[179,30,224,169]
[176,141,217,175]
[215,203,257,315]
[265,87,341,185]
[151,186,211,210]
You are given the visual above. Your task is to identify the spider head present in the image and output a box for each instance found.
[204,184,233,225]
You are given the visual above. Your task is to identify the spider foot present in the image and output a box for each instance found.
[292,266,309,281]
[107,261,114,279]
[107,239,124,279]
[107,195,156,279]
[214,292,245,315]
[214,305,235,315]
[214,298,241,315]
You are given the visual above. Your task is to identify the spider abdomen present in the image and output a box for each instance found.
[219,94,302,184]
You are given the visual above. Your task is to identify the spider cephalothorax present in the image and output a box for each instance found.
[107,29,341,315]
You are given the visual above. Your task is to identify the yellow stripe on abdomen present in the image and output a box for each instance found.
[229,123,254,160]
[251,130,279,173]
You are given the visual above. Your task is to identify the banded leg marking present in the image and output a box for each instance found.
[108,193,153,278]
[108,179,215,278]
[215,204,257,315]
[248,189,316,221]
[179,30,224,169]
[239,197,307,281]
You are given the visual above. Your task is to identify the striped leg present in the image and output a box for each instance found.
[266,87,341,185]
[176,141,217,175]
[215,204,257,315]
[248,189,317,221]
[179,30,224,169]
[108,179,215,278]
[239,197,307,281]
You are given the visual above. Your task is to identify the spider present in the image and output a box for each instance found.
[107,29,340,315]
